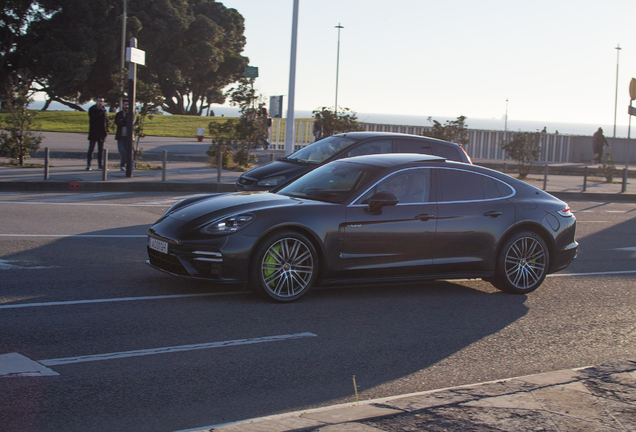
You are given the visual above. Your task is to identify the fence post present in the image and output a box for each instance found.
[502,162,507,174]
[542,164,548,191]
[102,149,108,181]
[583,166,588,192]
[44,147,49,180]
[217,149,222,182]
[622,168,627,193]
[162,150,167,181]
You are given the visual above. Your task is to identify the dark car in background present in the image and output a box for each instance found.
[148,153,577,302]
[236,132,472,191]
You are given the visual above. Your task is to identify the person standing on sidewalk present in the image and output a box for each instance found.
[115,100,130,171]
[86,97,109,170]
[258,107,271,150]
[592,127,609,164]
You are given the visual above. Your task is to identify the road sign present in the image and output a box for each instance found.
[244,66,259,78]
[630,78,636,101]
[628,104,636,116]
[126,47,145,65]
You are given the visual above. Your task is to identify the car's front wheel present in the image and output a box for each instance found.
[492,231,549,294]
[250,230,319,302]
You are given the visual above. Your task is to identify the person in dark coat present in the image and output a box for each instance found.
[592,127,609,164]
[87,97,109,170]
[114,100,130,171]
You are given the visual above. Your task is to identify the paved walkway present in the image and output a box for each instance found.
[208,359,636,431]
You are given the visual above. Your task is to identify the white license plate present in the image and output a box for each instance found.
[149,237,168,254]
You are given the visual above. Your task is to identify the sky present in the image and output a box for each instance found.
[213,0,636,136]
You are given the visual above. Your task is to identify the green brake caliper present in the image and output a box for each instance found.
[264,244,280,287]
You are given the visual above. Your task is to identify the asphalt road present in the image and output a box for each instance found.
[1,192,635,432]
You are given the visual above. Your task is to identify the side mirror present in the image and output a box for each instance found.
[368,191,399,213]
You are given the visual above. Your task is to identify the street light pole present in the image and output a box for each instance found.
[334,23,343,114]
[613,44,621,138]
[505,98,508,132]
[284,0,299,156]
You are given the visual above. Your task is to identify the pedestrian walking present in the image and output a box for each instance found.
[313,113,323,142]
[259,107,271,150]
[115,100,130,171]
[86,97,109,170]
[592,127,609,164]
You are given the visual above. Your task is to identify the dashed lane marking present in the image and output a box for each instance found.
[0,333,318,377]
[0,292,252,309]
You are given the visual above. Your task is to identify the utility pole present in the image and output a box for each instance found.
[614,44,622,138]
[119,0,126,110]
[284,0,299,156]
[335,23,343,114]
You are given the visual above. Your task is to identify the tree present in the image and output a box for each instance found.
[0,79,42,166]
[128,0,248,115]
[423,115,469,146]
[3,0,248,114]
[501,132,541,179]
[207,78,263,168]
[312,106,363,138]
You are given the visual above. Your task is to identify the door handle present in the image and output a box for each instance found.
[416,213,435,221]
[483,210,503,217]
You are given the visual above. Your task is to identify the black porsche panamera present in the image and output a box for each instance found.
[147,154,577,302]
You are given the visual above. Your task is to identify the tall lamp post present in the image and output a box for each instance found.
[284,0,299,156]
[614,44,622,138]
[334,23,343,114]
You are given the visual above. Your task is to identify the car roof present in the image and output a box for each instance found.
[343,153,446,167]
[335,131,456,145]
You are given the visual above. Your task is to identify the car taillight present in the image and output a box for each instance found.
[557,206,572,217]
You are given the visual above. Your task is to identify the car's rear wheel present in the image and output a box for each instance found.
[250,231,319,302]
[492,231,549,294]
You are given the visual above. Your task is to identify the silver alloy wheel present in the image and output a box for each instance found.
[504,236,547,289]
[260,237,315,298]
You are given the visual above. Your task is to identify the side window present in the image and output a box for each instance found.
[395,139,433,155]
[433,143,462,161]
[347,140,392,157]
[439,169,485,202]
[357,169,432,204]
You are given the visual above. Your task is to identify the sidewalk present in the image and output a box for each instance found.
[206,359,636,432]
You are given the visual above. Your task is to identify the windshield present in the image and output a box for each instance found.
[286,136,357,164]
[277,160,383,203]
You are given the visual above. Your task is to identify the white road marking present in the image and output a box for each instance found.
[0,292,251,309]
[575,221,609,223]
[0,234,146,238]
[548,270,636,277]
[0,353,59,377]
[605,210,628,213]
[0,259,58,270]
[39,332,318,366]
[1,333,318,377]
[613,247,636,252]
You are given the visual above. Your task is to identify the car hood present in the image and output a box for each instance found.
[240,159,313,181]
[161,191,304,231]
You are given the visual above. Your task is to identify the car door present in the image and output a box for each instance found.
[341,168,438,277]
[433,167,516,273]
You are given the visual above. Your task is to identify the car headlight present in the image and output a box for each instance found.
[202,213,255,234]
[257,175,286,187]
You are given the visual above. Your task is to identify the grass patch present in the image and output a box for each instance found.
[0,110,228,137]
